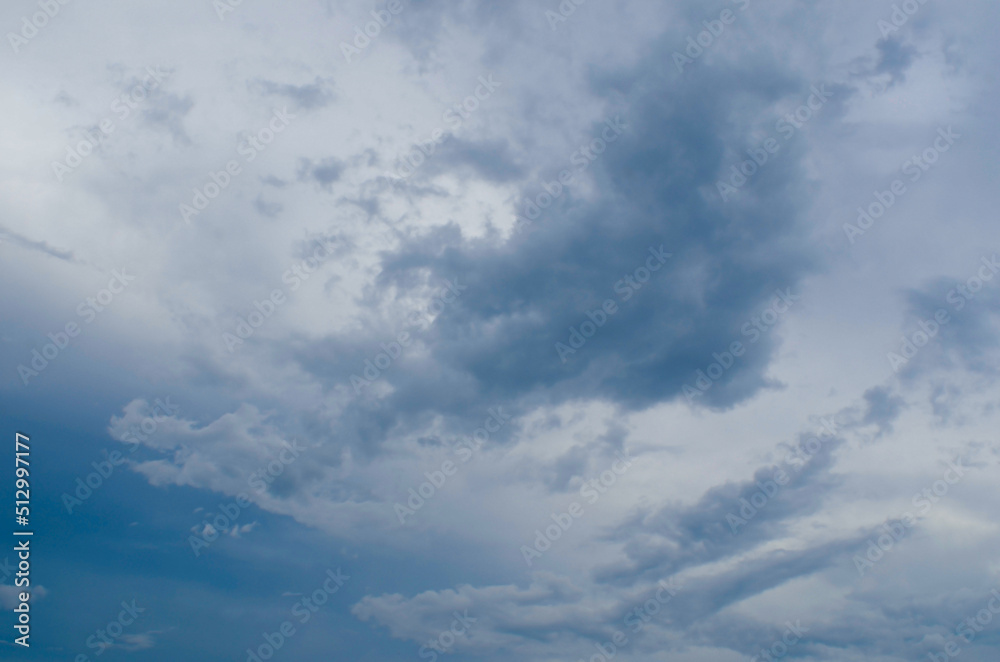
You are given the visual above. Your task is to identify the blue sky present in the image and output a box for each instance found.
[2,0,1000,660]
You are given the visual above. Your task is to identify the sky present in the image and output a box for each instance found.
[2,0,1000,660]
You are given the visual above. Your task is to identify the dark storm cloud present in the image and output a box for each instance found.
[289,48,829,448]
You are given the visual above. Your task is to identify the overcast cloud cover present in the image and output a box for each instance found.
[2,0,1000,660]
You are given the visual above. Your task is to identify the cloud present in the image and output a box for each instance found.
[874,37,920,88]
[0,584,46,610]
[419,137,525,183]
[252,76,336,110]
[5,1,1000,660]
[861,386,906,434]
[0,226,77,263]
[298,157,345,191]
